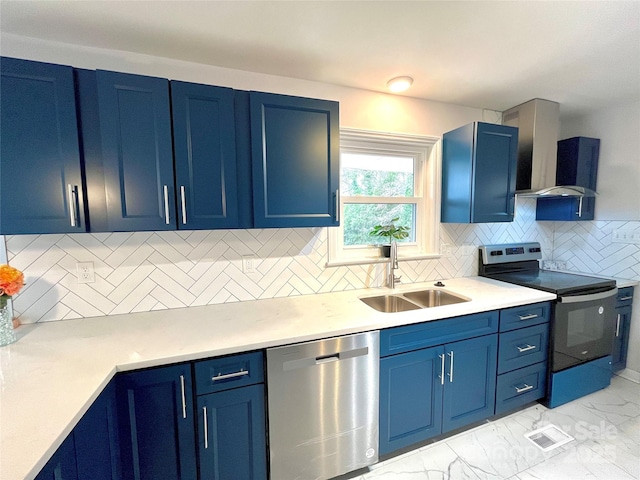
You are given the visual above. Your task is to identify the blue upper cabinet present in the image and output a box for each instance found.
[536,137,600,221]
[171,81,241,230]
[441,122,518,223]
[249,92,340,228]
[90,70,175,231]
[0,57,86,234]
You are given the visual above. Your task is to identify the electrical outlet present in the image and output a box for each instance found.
[242,255,256,273]
[76,262,95,284]
[462,244,476,256]
[440,243,452,258]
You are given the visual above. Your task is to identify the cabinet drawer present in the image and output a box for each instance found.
[498,323,549,374]
[495,362,547,415]
[380,311,498,357]
[499,302,550,332]
[195,351,264,395]
[616,287,634,307]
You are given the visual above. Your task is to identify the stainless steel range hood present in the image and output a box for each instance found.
[502,99,597,198]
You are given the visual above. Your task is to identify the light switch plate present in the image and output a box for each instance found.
[612,230,640,244]
[242,255,256,273]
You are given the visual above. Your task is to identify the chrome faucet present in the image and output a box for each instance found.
[388,241,402,288]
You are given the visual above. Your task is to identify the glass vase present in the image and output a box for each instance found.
[0,296,17,347]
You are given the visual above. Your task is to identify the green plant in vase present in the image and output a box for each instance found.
[369,217,410,257]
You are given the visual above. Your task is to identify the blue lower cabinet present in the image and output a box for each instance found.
[379,346,444,455]
[74,381,120,480]
[197,384,267,480]
[117,364,197,480]
[35,434,78,480]
[442,335,498,433]
[612,305,632,372]
[548,355,612,408]
[379,333,498,456]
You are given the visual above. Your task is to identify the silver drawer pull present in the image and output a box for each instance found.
[518,314,538,321]
[163,185,170,225]
[517,344,536,353]
[203,406,209,449]
[619,296,633,301]
[439,354,445,386]
[616,314,621,337]
[515,383,534,394]
[180,185,187,224]
[212,369,249,382]
[447,351,454,383]
[180,375,187,419]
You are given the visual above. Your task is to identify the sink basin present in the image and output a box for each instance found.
[360,288,470,312]
[360,295,421,313]
[404,289,470,308]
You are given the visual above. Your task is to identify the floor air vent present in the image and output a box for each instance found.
[524,424,574,452]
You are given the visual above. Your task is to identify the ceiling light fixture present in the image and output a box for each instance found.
[386,76,413,93]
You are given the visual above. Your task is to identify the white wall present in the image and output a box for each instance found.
[560,100,640,221]
[0,33,488,137]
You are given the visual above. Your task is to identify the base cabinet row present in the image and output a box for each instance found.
[36,357,266,480]
[37,303,555,478]
[379,302,552,457]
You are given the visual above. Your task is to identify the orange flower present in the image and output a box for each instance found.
[0,264,24,297]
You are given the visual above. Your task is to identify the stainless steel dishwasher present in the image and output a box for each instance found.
[267,331,379,480]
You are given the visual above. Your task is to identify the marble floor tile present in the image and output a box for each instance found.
[515,442,636,480]
[445,416,566,480]
[582,414,640,479]
[361,442,480,480]
[572,379,640,426]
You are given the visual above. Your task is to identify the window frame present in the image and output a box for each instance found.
[327,128,441,266]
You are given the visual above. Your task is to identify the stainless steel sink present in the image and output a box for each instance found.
[360,288,470,313]
[360,295,422,313]
[404,289,469,308]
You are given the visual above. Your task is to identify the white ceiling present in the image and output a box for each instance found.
[1,1,639,118]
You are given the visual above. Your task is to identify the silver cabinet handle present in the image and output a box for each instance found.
[619,296,633,301]
[439,353,445,386]
[577,196,583,218]
[67,184,77,227]
[212,369,249,382]
[180,185,187,225]
[518,314,538,321]
[163,185,170,225]
[180,375,187,419]
[616,314,621,337]
[335,189,340,223]
[515,383,534,394]
[447,351,454,383]
[203,406,209,449]
[517,344,536,353]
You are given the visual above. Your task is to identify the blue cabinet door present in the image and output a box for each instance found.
[95,70,175,231]
[379,346,444,455]
[35,434,78,480]
[612,305,632,372]
[441,122,518,223]
[442,335,497,433]
[171,81,241,230]
[536,137,599,221]
[74,381,120,480]
[249,92,340,228]
[117,364,197,480]
[1,57,86,234]
[197,384,267,480]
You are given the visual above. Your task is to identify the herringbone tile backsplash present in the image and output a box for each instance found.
[3,199,638,324]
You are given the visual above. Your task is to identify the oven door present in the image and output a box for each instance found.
[552,288,617,372]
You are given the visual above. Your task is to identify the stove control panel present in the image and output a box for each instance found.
[480,242,543,265]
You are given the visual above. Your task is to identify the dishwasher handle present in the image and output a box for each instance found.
[283,346,370,371]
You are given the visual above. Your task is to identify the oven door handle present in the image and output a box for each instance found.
[558,288,618,304]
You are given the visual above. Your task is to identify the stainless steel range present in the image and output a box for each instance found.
[479,242,618,408]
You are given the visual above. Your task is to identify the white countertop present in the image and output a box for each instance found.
[1,276,556,480]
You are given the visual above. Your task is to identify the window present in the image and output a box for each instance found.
[327,129,441,265]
